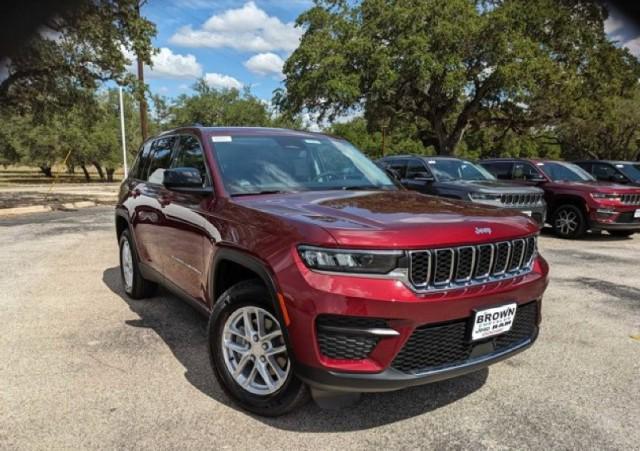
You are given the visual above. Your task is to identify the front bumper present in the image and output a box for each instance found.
[296,330,537,392]
[589,206,640,231]
[279,251,549,392]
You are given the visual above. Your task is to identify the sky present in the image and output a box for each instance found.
[136,0,313,101]
[135,0,640,105]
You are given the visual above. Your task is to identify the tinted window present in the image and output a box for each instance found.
[146,136,177,183]
[537,162,595,182]
[387,158,407,178]
[406,159,430,179]
[171,135,209,186]
[131,141,152,180]
[617,163,640,181]
[592,163,618,180]
[426,159,494,181]
[482,162,513,180]
[513,162,542,181]
[212,135,396,195]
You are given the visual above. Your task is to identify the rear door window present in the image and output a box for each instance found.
[482,162,513,180]
[388,158,407,178]
[130,141,152,180]
[406,159,430,179]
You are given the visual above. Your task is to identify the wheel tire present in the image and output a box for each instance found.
[118,229,157,299]
[208,280,309,416]
[608,230,635,237]
[552,204,587,239]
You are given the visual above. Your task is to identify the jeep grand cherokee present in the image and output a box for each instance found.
[115,127,549,416]
[377,155,547,225]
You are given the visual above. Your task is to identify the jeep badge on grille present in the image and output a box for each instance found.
[475,227,492,235]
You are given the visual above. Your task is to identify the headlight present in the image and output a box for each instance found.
[591,193,621,201]
[469,193,500,202]
[297,246,404,274]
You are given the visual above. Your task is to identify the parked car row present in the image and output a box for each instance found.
[378,155,640,239]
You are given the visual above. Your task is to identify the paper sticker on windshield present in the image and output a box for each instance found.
[211,136,232,143]
[304,139,321,144]
[536,162,544,166]
[428,160,436,164]
[616,164,624,168]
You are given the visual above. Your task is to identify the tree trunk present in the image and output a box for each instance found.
[80,164,91,182]
[39,165,53,177]
[93,162,105,181]
[106,168,115,183]
[66,164,75,174]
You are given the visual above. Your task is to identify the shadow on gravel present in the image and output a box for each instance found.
[540,227,632,242]
[568,277,640,304]
[103,266,488,431]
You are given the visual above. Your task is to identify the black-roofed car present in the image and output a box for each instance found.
[574,160,640,186]
[377,155,547,226]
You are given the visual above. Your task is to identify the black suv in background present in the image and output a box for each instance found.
[377,156,546,225]
[574,160,640,186]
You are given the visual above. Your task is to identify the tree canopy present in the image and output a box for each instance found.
[279,0,640,156]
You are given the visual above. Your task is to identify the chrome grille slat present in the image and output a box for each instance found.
[409,236,537,292]
[499,192,543,207]
[621,193,640,205]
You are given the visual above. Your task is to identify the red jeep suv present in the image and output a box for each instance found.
[480,158,640,238]
[115,127,549,415]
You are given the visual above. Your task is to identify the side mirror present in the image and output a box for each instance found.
[414,172,434,182]
[163,167,212,195]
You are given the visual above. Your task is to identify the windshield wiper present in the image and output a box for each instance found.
[341,185,387,191]
[231,190,292,197]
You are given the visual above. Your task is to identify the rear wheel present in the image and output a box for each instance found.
[552,204,586,239]
[208,280,308,416]
[119,229,157,299]
[607,230,635,237]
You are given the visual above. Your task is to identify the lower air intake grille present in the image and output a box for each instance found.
[391,301,538,374]
[316,315,386,360]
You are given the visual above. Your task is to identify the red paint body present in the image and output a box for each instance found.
[117,127,549,390]
[481,158,640,232]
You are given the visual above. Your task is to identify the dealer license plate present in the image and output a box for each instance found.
[472,303,517,341]
[634,209,640,218]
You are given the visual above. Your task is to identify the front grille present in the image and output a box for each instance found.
[621,194,640,205]
[316,315,386,360]
[500,193,543,206]
[391,301,538,374]
[409,236,537,290]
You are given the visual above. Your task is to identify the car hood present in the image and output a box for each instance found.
[436,180,544,194]
[234,190,538,248]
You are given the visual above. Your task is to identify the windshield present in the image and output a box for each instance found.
[616,163,640,181]
[426,159,496,181]
[538,162,595,182]
[211,135,397,195]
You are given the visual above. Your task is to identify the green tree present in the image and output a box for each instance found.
[0,0,156,114]
[279,0,640,155]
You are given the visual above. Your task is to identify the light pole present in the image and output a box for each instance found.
[119,86,128,178]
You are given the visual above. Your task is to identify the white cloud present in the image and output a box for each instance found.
[123,47,203,79]
[169,1,302,53]
[244,52,284,77]
[147,47,203,79]
[204,72,243,90]
[623,37,640,57]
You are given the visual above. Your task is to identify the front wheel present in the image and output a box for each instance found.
[208,280,308,416]
[552,204,586,239]
[607,230,635,238]
[119,229,157,299]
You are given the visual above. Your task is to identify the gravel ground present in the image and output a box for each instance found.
[1,207,639,450]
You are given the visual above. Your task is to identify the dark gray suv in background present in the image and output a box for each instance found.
[378,156,547,226]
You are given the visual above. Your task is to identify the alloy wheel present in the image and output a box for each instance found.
[221,306,290,395]
[555,208,578,236]
[121,239,134,293]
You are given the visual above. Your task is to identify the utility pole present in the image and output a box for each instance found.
[118,86,128,178]
[136,1,148,141]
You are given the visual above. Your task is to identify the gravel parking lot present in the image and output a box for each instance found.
[1,206,639,450]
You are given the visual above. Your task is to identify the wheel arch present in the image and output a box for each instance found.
[549,195,587,215]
